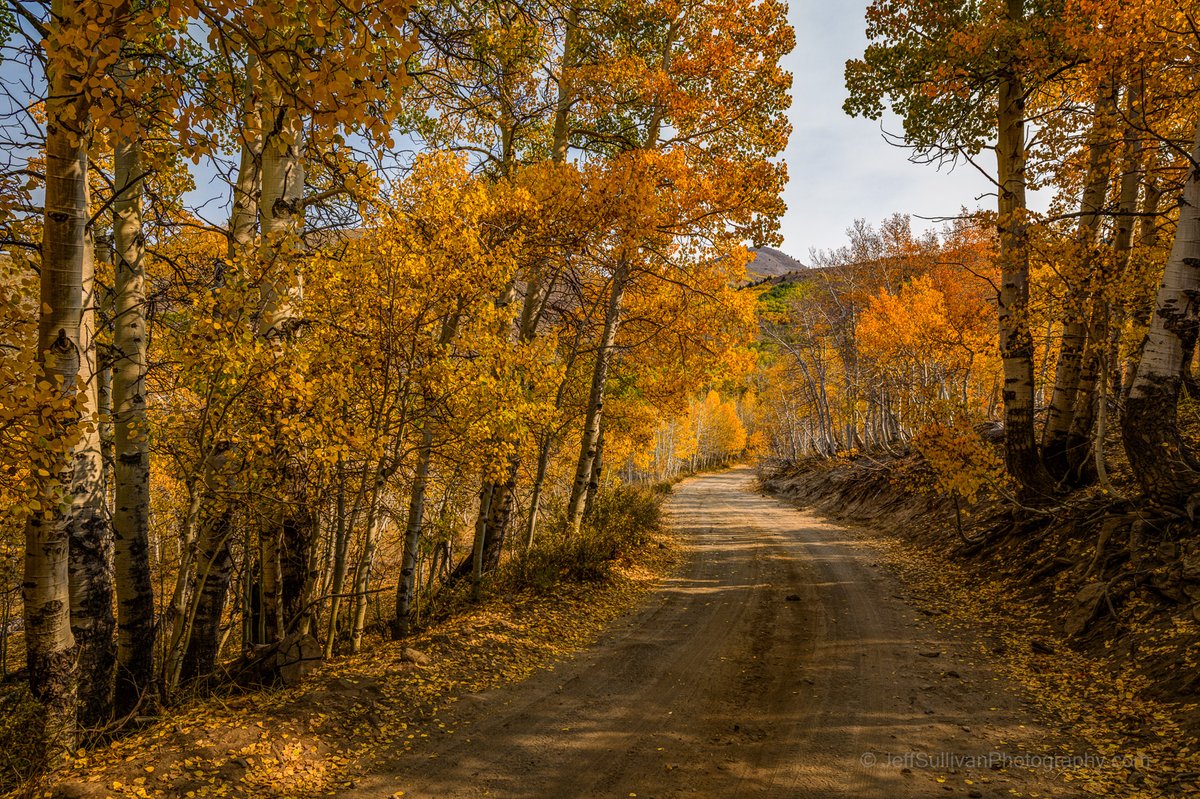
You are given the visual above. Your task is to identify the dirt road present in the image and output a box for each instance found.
[348,467,1073,798]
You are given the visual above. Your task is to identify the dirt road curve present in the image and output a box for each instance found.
[348,467,1072,798]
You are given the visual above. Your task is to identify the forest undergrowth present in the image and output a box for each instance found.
[2,485,679,799]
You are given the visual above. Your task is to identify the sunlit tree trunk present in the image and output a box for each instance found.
[1042,83,1116,482]
[257,52,306,642]
[258,66,305,334]
[582,423,605,521]
[26,1,94,739]
[551,5,579,163]
[566,263,629,534]
[183,59,262,674]
[180,499,234,684]
[994,0,1050,498]
[324,458,350,657]
[229,55,262,256]
[111,123,154,713]
[349,473,384,654]
[69,213,116,728]
[1121,114,1200,504]
[1122,178,1164,400]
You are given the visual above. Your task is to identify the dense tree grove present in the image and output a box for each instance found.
[0,0,786,751]
[754,1,1200,512]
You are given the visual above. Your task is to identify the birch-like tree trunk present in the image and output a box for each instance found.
[1101,81,1147,413]
[394,314,459,638]
[179,498,234,684]
[1042,83,1116,482]
[1122,178,1164,401]
[181,58,263,674]
[69,211,116,728]
[550,5,579,163]
[524,435,554,550]
[111,125,155,713]
[566,263,628,534]
[324,459,350,657]
[582,423,605,521]
[994,0,1050,498]
[229,55,262,257]
[349,473,385,655]
[462,9,579,579]
[394,421,434,639]
[26,2,92,739]
[1120,113,1200,503]
[256,53,306,643]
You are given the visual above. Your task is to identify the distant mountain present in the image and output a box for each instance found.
[746,247,805,279]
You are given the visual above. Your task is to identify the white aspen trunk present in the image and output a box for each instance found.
[162,484,202,694]
[229,55,262,258]
[582,423,605,520]
[994,0,1049,497]
[1123,179,1163,398]
[256,54,306,643]
[551,5,579,164]
[393,421,434,639]
[111,126,155,712]
[69,211,116,728]
[27,5,90,736]
[258,67,305,336]
[324,459,349,658]
[470,485,492,600]
[1120,113,1200,503]
[566,263,629,534]
[1042,84,1117,480]
[349,472,385,655]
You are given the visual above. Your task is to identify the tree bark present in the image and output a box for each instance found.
[349,472,385,654]
[324,458,350,657]
[566,263,628,533]
[69,210,116,729]
[1121,114,1200,504]
[259,512,283,643]
[394,312,459,637]
[258,54,305,336]
[394,421,434,639]
[281,504,317,635]
[1122,178,1164,400]
[229,54,262,258]
[27,2,94,740]
[994,0,1051,498]
[582,423,605,521]
[1042,82,1117,482]
[551,5,579,163]
[111,127,155,714]
[256,50,306,644]
[524,435,554,550]
[180,500,234,684]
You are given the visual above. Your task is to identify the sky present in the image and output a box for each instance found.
[777,2,996,261]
